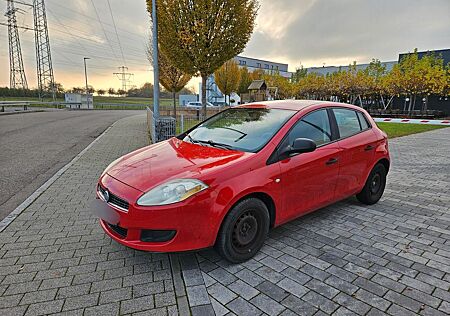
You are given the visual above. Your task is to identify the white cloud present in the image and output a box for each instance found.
[0,0,449,89]
[244,0,450,70]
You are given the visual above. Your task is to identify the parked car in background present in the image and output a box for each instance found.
[211,101,228,107]
[186,101,215,108]
[93,100,390,263]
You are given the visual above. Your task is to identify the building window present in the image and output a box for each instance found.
[257,63,261,68]
[276,66,279,70]
[265,64,269,69]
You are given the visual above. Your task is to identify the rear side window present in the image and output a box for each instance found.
[287,109,332,146]
[333,108,361,138]
[357,111,370,130]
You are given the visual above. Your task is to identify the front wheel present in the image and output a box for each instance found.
[356,163,387,205]
[215,198,270,263]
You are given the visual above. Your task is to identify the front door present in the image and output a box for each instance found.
[277,109,341,223]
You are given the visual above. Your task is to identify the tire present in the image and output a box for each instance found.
[215,198,270,263]
[356,163,387,205]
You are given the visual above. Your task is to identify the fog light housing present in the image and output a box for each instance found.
[140,230,176,242]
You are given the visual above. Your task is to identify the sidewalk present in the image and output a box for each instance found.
[0,114,182,315]
[0,116,449,316]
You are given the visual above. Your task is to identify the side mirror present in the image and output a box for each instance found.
[282,138,317,157]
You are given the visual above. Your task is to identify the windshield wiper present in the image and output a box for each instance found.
[187,134,201,144]
[196,139,234,150]
[187,134,233,150]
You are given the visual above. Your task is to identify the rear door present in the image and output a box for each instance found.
[332,108,378,199]
[277,109,341,222]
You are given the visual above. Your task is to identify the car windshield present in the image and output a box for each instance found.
[182,108,295,152]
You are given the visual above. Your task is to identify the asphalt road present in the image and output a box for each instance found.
[0,110,145,220]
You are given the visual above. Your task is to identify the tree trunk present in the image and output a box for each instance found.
[385,96,394,110]
[201,75,207,118]
[407,95,413,114]
[380,94,385,109]
[172,91,176,118]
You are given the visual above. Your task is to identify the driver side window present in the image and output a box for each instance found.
[287,109,332,146]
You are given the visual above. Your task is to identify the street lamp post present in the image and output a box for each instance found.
[152,0,160,118]
[84,57,90,109]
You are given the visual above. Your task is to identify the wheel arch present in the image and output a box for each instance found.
[377,158,390,173]
[215,191,277,244]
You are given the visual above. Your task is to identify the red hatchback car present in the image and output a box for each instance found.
[93,100,390,263]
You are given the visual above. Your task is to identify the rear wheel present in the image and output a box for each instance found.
[356,163,387,205]
[215,198,269,263]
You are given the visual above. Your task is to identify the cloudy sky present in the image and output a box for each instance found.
[0,0,449,91]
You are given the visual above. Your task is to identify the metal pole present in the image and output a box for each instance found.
[84,57,90,109]
[152,0,160,118]
[181,114,184,133]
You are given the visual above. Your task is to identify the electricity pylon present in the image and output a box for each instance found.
[113,66,133,92]
[5,0,28,90]
[33,0,55,100]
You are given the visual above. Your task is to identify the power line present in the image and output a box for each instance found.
[46,6,91,54]
[88,0,119,63]
[106,0,126,66]
[1,0,152,90]
[46,27,148,58]
[46,0,145,39]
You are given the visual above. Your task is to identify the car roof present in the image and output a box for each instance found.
[237,100,358,112]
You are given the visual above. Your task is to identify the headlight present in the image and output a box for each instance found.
[137,179,208,206]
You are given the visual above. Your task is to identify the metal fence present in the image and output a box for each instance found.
[177,113,206,134]
[146,107,177,143]
[0,101,72,112]
[147,107,219,143]
[367,108,446,119]
[95,103,148,110]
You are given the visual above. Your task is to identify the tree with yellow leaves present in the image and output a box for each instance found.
[250,69,265,81]
[147,0,259,117]
[263,73,294,99]
[148,44,191,118]
[237,67,252,95]
[214,60,241,105]
[398,49,447,112]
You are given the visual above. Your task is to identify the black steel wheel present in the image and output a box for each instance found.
[356,163,387,205]
[215,198,269,263]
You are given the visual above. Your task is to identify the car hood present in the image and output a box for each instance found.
[106,138,249,192]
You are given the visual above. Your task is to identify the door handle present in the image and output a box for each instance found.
[364,145,375,151]
[326,158,338,165]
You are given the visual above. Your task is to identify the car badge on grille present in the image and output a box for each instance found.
[103,190,110,202]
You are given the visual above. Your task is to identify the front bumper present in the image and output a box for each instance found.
[92,173,220,252]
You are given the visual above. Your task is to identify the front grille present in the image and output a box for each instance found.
[109,194,129,210]
[98,185,129,211]
[107,223,127,238]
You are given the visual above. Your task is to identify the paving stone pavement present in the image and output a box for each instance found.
[1,115,449,315]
